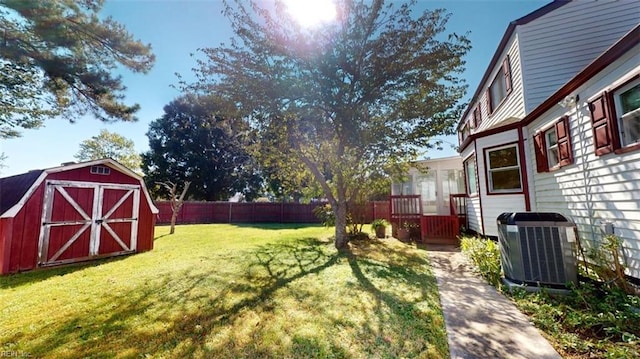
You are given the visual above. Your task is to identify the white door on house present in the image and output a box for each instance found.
[439,170,465,215]
[417,173,437,214]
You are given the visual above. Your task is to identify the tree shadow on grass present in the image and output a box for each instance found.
[2,237,449,358]
[343,240,450,358]
[0,254,131,290]
[2,237,344,358]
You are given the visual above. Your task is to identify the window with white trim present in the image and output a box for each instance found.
[534,116,573,172]
[486,145,521,193]
[545,128,559,168]
[613,80,640,147]
[464,156,477,195]
[487,56,512,114]
[90,165,111,175]
[590,76,640,155]
[459,122,470,145]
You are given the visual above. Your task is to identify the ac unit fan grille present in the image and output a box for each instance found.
[519,226,566,284]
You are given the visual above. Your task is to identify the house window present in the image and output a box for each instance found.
[614,81,640,147]
[90,165,111,175]
[486,145,521,193]
[589,76,640,155]
[472,105,482,128]
[534,116,573,172]
[487,56,513,114]
[459,122,470,145]
[464,156,477,195]
[545,128,559,168]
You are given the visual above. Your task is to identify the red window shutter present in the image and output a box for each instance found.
[533,133,548,173]
[556,116,573,166]
[503,56,512,94]
[589,93,616,156]
[485,91,492,114]
[475,105,482,127]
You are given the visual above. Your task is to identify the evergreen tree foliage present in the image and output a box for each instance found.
[0,0,155,138]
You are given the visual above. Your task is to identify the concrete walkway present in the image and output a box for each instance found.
[426,245,562,359]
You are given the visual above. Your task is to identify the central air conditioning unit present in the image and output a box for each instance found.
[497,212,577,289]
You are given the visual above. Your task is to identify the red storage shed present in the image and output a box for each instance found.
[0,159,159,274]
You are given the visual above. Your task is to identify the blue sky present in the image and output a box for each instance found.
[0,0,550,177]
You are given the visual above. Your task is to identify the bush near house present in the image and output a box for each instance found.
[460,236,640,358]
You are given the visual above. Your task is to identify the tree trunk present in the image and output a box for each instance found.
[159,180,190,236]
[334,201,349,250]
[169,212,177,234]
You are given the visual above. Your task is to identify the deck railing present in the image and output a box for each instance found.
[449,194,468,230]
[389,194,468,243]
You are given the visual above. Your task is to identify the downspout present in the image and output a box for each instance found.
[517,125,532,211]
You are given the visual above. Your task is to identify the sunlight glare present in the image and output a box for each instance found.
[283,0,337,27]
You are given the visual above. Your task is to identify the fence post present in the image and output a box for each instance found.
[228,202,232,223]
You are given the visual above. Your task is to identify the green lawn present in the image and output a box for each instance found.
[0,224,448,358]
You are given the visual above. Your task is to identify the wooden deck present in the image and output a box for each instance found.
[390,194,467,245]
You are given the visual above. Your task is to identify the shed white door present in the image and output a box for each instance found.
[38,180,140,266]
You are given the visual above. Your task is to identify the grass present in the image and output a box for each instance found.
[1,224,448,358]
[460,235,640,359]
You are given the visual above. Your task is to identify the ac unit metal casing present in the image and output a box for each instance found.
[497,212,577,287]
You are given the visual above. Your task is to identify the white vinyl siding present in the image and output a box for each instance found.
[477,35,526,133]
[527,46,640,279]
[518,0,640,113]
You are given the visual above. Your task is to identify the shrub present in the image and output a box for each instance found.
[460,236,502,286]
[313,204,335,227]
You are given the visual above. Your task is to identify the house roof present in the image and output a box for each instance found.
[457,0,570,130]
[0,159,159,218]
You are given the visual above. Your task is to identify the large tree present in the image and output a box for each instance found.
[191,0,470,248]
[0,0,155,138]
[142,95,262,201]
[74,129,142,172]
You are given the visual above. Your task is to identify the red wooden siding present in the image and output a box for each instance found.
[7,184,45,272]
[47,167,140,185]
[0,160,156,274]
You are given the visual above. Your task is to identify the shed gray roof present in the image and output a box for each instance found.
[0,170,44,215]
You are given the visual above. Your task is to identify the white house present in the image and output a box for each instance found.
[457,0,640,280]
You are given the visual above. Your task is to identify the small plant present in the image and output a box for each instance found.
[313,204,335,227]
[401,221,419,229]
[583,234,631,293]
[460,236,501,286]
[371,219,389,239]
[370,218,390,231]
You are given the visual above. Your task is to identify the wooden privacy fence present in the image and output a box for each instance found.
[155,201,390,225]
